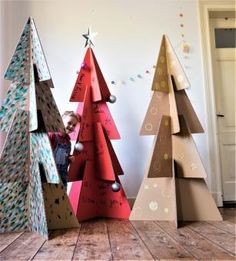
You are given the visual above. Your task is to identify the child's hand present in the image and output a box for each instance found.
[68,155,75,162]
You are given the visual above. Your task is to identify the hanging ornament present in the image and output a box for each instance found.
[111,181,121,192]
[108,95,116,103]
[74,142,84,152]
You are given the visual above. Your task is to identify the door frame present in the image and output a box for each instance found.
[198,0,235,206]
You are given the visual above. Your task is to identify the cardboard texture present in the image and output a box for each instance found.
[4,17,52,85]
[0,82,28,132]
[69,161,130,221]
[140,91,170,135]
[70,48,111,102]
[175,178,222,221]
[131,35,222,223]
[130,177,177,221]
[147,115,172,178]
[174,87,204,133]
[68,46,130,221]
[173,116,207,178]
[151,36,169,92]
[165,35,190,91]
[0,17,78,238]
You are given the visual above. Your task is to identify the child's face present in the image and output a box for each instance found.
[63,115,78,134]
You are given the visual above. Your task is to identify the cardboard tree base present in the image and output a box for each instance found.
[69,161,131,222]
[176,178,222,221]
[129,177,177,221]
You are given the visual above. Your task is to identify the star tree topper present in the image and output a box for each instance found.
[82,27,97,47]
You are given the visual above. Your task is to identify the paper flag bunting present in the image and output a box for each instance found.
[147,115,172,178]
[69,160,130,221]
[0,82,28,132]
[4,17,53,85]
[0,110,29,183]
[172,116,207,178]
[70,48,111,102]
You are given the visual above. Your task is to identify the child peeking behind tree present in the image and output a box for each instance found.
[49,111,81,190]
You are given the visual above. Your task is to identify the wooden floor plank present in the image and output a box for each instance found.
[0,231,24,252]
[188,221,236,256]
[131,220,194,260]
[32,228,80,260]
[207,220,236,235]
[219,208,236,223]
[0,232,46,260]
[107,219,154,260]
[72,219,112,261]
[157,221,235,260]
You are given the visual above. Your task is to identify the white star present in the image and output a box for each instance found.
[82,27,97,47]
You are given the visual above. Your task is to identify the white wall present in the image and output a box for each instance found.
[1,0,211,198]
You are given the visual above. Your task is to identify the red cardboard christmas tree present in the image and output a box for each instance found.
[0,17,78,238]
[68,29,131,221]
[129,35,222,226]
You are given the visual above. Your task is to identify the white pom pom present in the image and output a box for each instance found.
[108,95,116,103]
[74,142,84,152]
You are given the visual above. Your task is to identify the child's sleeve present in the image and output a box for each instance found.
[48,132,57,150]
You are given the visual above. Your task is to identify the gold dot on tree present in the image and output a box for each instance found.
[164,120,169,126]
[145,123,153,131]
[154,82,160,90]
[157,67,163,75]
[161,81,167,88]
[164,153,169,160]
[150,107,158,115]
[177,75,184,82]
[160,56,165,63]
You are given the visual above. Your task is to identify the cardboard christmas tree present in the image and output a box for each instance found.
[130,35,222,225]
[0,17,78,238]
[68,29,131,221]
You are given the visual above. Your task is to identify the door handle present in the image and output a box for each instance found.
[217,114,225,117]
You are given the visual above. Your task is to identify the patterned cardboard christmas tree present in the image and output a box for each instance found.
[0,17,78,238]
[68,29,131,221]
[130,35,222,225]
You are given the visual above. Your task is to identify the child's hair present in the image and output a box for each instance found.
[62,111,81,122]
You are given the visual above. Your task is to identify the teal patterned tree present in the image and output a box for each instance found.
[0,17,78,238]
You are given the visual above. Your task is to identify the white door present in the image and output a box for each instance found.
[209,15,236,202]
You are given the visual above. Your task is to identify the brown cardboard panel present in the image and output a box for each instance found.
[168,75,180,134]
[35,81,65,133]
[174,88,204,133]
[147,115,172,178]
[175,178,222,221]
[165,35,190,91]
[172,116,207,178]
[151,35,169,93]
[43,183,79,230]
[130,177,176,220]
[140,91,170,135]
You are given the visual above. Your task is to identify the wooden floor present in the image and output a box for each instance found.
[0,208,235,260]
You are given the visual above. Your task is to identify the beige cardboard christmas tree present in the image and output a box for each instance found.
[129,35,222,225]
